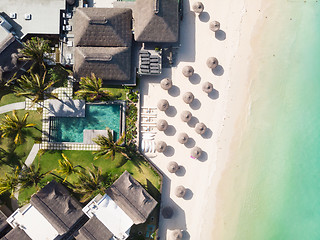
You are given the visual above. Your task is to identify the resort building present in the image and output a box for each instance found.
[81,170,158,240]
[3,172,157,240]
[4,180,86,240]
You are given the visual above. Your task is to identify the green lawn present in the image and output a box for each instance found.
[102,87,129,100]
[0,110,43,176]
[18,150,161,205]
[0,89,24,107]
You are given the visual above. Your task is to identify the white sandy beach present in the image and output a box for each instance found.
[139,0,265,239]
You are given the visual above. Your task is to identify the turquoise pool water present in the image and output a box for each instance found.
[50,104,121,142]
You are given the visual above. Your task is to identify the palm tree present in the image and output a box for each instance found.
[0,167,20,198]
[19,163,51,190]
[92,130,128,161]
[75,73,114,102]
[18,37,52,70]
[74,164,114,202]
[56,153,83,182]
[13,71,58,106]
[0,110,36,144]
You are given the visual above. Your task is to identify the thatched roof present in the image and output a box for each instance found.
[73,47,132,84]
[162,206,173,219]
[175,186,186,198]
[180,111,192,122]
[105,171,157,225]
[160,78,172,90]
[76,216,113,240]
[2,227,31,240]
[156,141,167,153]
[74,8,132,47]
[0,34,23,81]
[157,119,168,131]
[157,99,169,111]
[134,0,179,43]
[30,180,84,235]
[182,66,194,77]
[178,132,188,144]
[195,122,207,135]
[167,161,179,173]
[191,146,202,158]
[182,92,194,104]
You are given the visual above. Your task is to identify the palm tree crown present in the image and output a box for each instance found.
[92,130,128,160]
[56,153,83,182]
[20,163,51,190]
[19,37,52,70]
[75,73,114,101]
[0,167,20,198]
[13,71,57,105]
[0,110,36,144]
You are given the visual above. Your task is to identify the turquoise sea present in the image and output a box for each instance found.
[229,1,320,239]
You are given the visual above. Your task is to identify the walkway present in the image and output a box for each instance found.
[0,102,25,114]
[24,144,40,167]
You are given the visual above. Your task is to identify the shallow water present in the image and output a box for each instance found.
[230,1,320,239]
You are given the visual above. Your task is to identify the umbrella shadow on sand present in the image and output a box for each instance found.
[184,137,196,148]
[189,98,201,110]
[199,11,210,22]
[165,106,177,117]
[168,85,180,97]
[164,146,175,157]
[212,65,224,76]
[189,73,201,84]
[198,151,208,162]
[215,29,226,41]
[175,165,186,177]
[164,125,177,136]
[208,88,219,100]
[202,128,213,139]
[187,116,199,128]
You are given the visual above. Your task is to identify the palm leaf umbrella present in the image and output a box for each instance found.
[206,57,219,69]
[183,92,194,104]
[157,99,169,111]
[180,111,192,122]
[202,82,213,93]
[162,206,173,219]
[195,122,207,135]
[192,2,204,14]
[160,78,173,90]
[182,66,194,77]
[157,119,168,131]
[178,132,189,144]
[167,161,179,173]
[156,141,167,153]
[191,146,202,158]
[209,21,221,32]
[175,185,186,198]
[171,229,183,240]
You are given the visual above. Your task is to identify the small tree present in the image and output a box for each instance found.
[0,167,20,198]
[0,110,36,144]
[75,73,114,101]
[20,163,51,190]
[56,153,83,182]
[19,37,52,70]
[92,130,128,161]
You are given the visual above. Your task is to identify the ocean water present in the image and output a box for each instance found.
[229,1,320,239]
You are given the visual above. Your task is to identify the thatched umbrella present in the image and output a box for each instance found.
[192,2,204,14]
[191,146,202,158]
[157,119,168,131]
[202,82,213,93]
[160,78,173,90]
[178,132,189,144]
[210,21,221,32]
[156,141,167,153]
[183,92,194,104]
[195,122,207,135]
[206,57,219,69]
[157,99,169,111]
[171,229,183,240]
[162,206,173,219]
[175,186,186,198]
[182,66,194,77]
[180,111,192,122]
[167,161,179,173]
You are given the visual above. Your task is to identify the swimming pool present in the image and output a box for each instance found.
[49,104,122,143]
